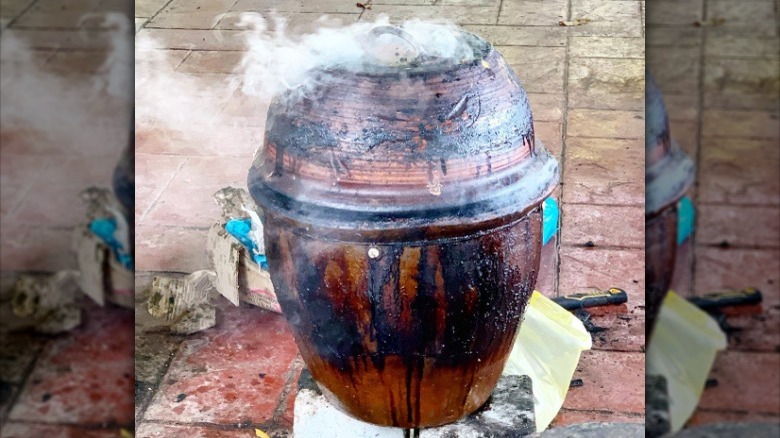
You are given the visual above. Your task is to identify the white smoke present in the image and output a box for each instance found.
[235,14,481,100]
[0,12,132,156]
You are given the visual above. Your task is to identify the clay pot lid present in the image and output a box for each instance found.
[248,27,559,228]
[646,73,695,216]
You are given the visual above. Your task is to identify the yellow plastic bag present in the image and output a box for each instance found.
[646,290,727,432]
[502,291,592,432]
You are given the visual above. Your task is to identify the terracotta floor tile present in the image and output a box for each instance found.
[176,50,244,75]
[136,29,247,51]
[568,58,644,111]
[135,153,187,221]
[696,205,780,248]
[552,408,643,428]
[134,225,210,272]
[135,124,263,158]
[647,47,701,94]
[669,119,699,160]
[721,310,780,353]
[360,4,501,26]
[697,350,780,415]
[497,0,567,26]
[146,0,235,30]
[277,358,304,428]
[570,36,645,59]
[143,303,299,425]
[7,155,118,228]
[8,300,134,426]
[0,225,77,272]
[663,94,700,122]
[535,121,563,158]
[646,26,702,48]
[560,204,644,249]
[586,307,646,352]
[136,0,170,18]
[703,58,780,111]
[216,11,359,32]
[705,0,779,38]
[568,0,644,38]
[567,109,644,139]
[502,46,567,94]
[135,422,257,437]
[687,409,780,427]
[11,0,103,28]
[462,25,567,48]
[562,137,644,205]
[143,156,252,227]
[558,247,645,307]
[526,93,565,123]
[693,246,779,305]
[646,0,703,26]
[0,423,120,438]
[698,138,780,205]
[563,350,645,414]
[702,109,780,139]
[0,332,46,384]
[0,154,48,220]
[231,0,367,14]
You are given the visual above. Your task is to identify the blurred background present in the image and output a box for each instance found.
[1,0,134,436]
[647,0,780,431]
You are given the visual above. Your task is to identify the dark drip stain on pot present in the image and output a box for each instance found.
[249,28,559,428]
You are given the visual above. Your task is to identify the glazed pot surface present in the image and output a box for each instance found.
[264,208,542,427]
[249,26,558,427]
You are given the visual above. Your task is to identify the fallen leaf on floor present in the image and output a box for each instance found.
[120,429,134,438]
[255,429,271,438]
[559,18,592,27]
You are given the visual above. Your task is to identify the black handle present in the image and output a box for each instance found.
[688,288,763,310]
[552,288,628,310]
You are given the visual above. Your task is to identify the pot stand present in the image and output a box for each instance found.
[293,368,536,438]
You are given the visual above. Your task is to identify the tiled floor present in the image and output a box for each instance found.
[132,0,646,435]
[1,1,135,436]
[648,0,780,425]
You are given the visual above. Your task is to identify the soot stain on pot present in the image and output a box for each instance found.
[264,209,540,425]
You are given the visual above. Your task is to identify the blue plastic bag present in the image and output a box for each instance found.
[225,218,268,269]
[89,217,133,269]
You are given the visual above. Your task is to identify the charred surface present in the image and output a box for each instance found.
[264,208,542,427]
[645,205,678,337]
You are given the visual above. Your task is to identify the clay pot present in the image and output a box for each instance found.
[249,27,558,427]
[645,74,695,336]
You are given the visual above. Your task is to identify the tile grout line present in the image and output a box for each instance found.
[270,355,305,425]
[554,0,574,298]
[689,0,709,296]
[2,156,54,224]
[138,156,189,223]
[1,337,50,426]
[4,0,41,28]
[135,336,187,423]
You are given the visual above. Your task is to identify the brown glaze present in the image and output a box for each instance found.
[264,208,542,427]
[249,30,559,427]
[645,74,694,338]
[645,205,678,337]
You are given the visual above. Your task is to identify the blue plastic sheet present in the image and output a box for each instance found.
[225,218,268,269]
[677,196,695,244]
[89,218,133,269]
[542,197,559,246]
